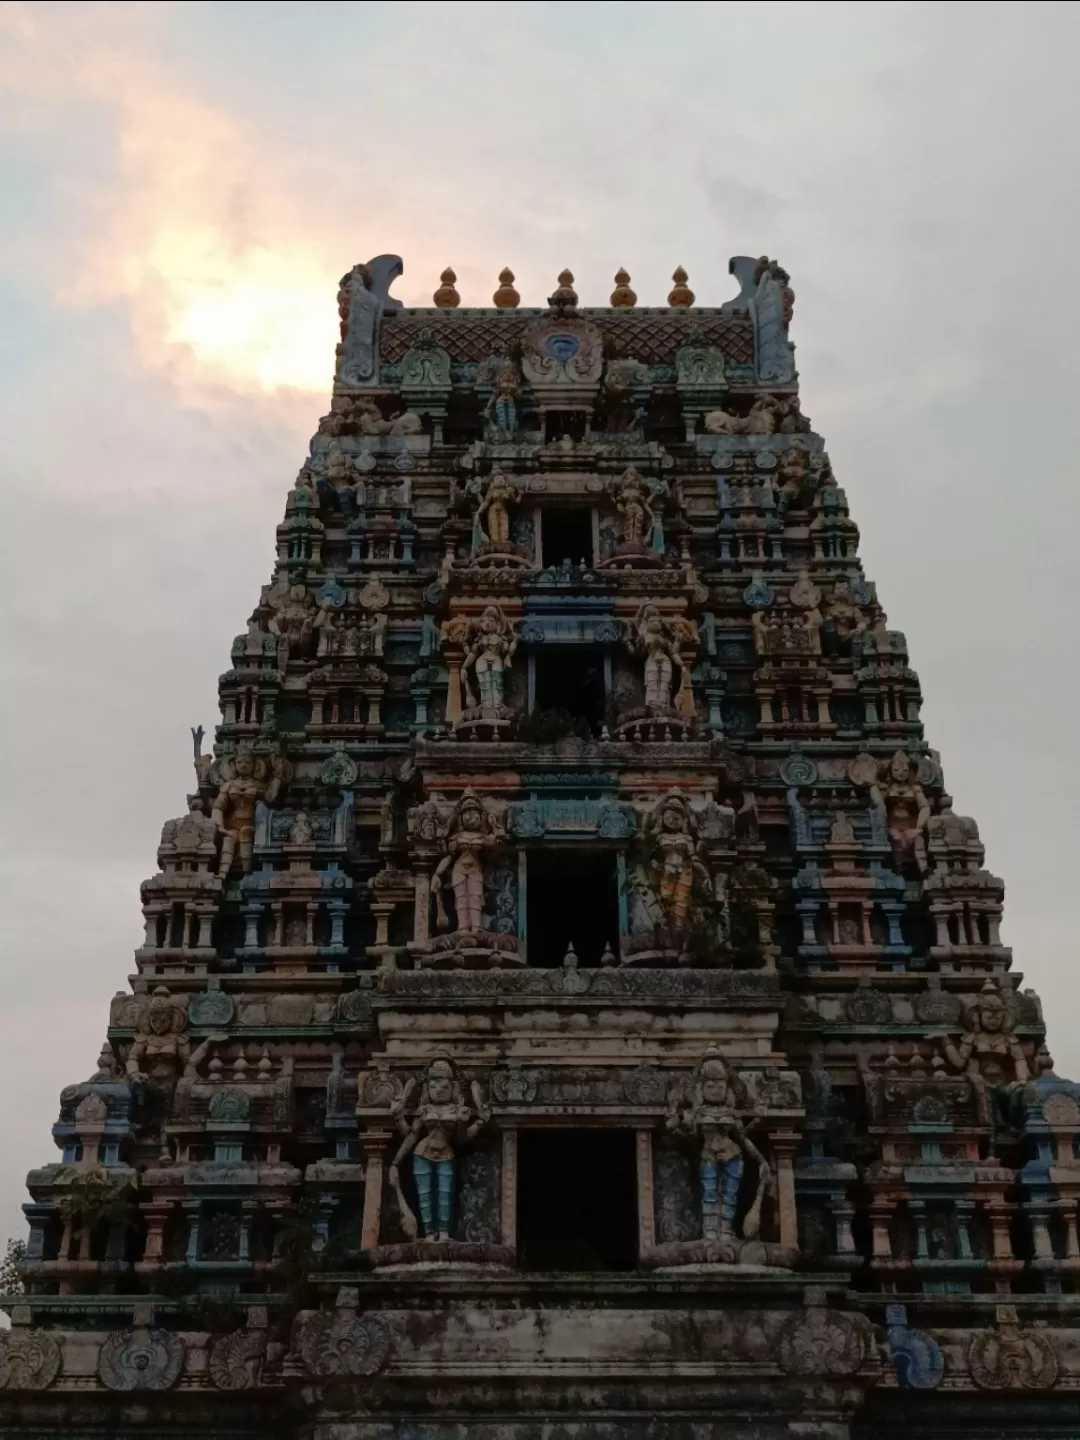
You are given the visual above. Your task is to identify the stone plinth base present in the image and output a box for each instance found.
[369,1239,515,1270]
[423,930,524,968]
[643,1237,799,1270]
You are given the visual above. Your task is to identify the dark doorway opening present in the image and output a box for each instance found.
[541,507,593,568]
[526,849,619,968]
[534,648,606,732]
[518,1129,638,1271]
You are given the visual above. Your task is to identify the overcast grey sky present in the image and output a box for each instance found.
[1,0,1079,1240]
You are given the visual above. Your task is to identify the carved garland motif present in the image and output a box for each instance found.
[208,1328,267,1390]
[968,1325,1058,1390]
[97,1328,185,1392]
[0,1331,62,1390]
[295,1313,391,1378]
[778,1309,867,1377]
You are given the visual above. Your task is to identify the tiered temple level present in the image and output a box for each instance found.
[6,256,1080,1440]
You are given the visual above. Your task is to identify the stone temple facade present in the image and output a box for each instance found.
[6,254,1080,1440]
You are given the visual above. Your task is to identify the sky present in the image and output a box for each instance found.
[1,0,1079,1241]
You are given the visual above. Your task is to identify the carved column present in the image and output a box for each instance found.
[443,642,465,726]
[500,1128,518,1258]
[360,1127,395,1252]
[413,867,432,947]
[636,1129,656,1256]
[771,1130,800,1250]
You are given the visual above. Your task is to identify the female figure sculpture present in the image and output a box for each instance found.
[871,751,931,875]
[629,603,684,713]
[474,468,519,551]
[431,789,501,935]
[484,360,521,440]
[612,467,655,548]
[462,605,518,712]
[667,1049,769,1242]
[389,1056,489,1241]
[649,792,712,937]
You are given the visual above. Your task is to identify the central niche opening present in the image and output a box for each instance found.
[540,507,594,568]
[533,647,606,732]
[518,1129,638,1271]
[526,849,620,968]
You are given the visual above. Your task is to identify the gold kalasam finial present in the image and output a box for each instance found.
[493,267,520,309]
[610,267,637,308]
[550,268,578,306]
[433,267,460,309]
[668,266,695,308]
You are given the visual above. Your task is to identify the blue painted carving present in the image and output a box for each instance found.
[508,797,636,840]
[315,576,346,609]
[483,865,517,936]
[742,575,775,608]
[885,1305,944,1389]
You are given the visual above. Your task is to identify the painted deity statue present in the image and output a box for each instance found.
[484,359,521,440]
[942,982,1029,1090]
[125,986,190,1087]
[462,604,518,712]
[211,743,288,875]
[389,1057,490,1241]
[268,583,315,668]
[647,792,713,937]
[431,789,503,935]
[628,603,685,713]
[941,981,1030,1134]
[474,467,520,551]
[666,1050,769,1242]
[612,466,656,548]
[871,750,931,875]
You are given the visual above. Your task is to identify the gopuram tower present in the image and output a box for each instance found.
[6,254,1080,1440]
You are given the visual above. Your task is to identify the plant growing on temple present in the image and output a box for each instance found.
[53,1172,134,1257]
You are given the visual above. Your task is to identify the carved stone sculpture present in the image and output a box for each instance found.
[431,789,503,937]
[389,1056,490,1241]
[666,1049,769,1246]
[97,1328,185,1392]
[460,605,518,721]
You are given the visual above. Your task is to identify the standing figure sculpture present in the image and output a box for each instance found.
[389,1056,490,1241]
[871,751,931,875]
[611,467,656,549]
[211,743,288,875]
[268,583,315,668]
[431,789,502,935]
[484,359,521,440]
[461,605,518,712]
[667,1049,769,1243]
[940,980,1029,1134]
[473,468,520,552]
[648,792,712,939]
[628,603,685,713]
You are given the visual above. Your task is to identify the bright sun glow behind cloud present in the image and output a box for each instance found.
[158,244,337,393]
[0,4,344,397]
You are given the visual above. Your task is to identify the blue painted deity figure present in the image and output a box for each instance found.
[484,359,521,440]
[667,1049,770,1242]
[389,1057,489,1241]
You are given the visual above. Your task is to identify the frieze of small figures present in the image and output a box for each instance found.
[373,967,778,1002]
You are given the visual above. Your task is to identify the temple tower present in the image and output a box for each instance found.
[7,253,1080,1440]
